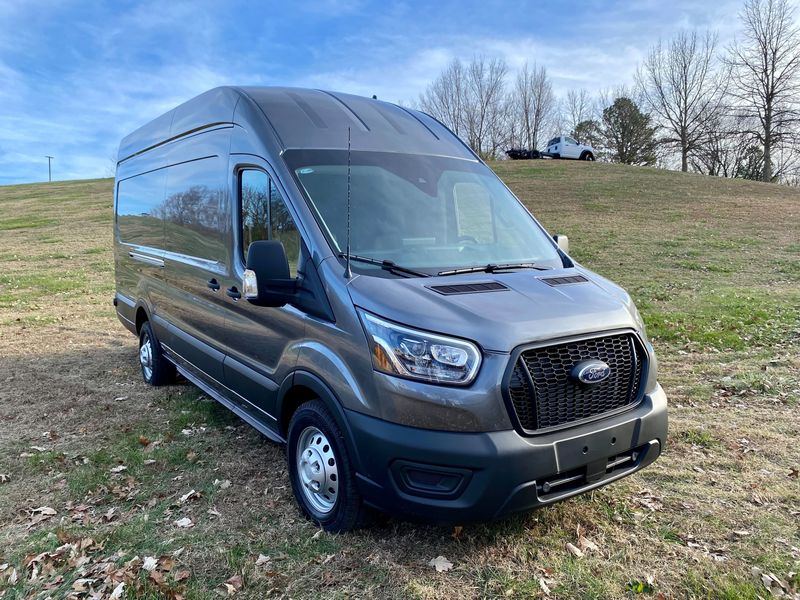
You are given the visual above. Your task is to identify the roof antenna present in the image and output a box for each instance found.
[344,126,353,279]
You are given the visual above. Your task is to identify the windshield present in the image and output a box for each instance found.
[285,150,562,274]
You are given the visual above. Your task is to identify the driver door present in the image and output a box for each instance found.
[221,160,306,421]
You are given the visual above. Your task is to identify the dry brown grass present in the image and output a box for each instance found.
[0,162,798,599]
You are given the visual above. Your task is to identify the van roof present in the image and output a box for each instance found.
[117,86,477,163]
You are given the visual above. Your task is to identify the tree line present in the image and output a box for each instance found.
[418,0,800,184]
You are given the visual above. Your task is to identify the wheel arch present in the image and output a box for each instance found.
[277,370,363,472]
[134,303,151,334]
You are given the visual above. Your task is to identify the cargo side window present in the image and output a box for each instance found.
[240,169,300,275]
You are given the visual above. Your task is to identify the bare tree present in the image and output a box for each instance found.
[636,31,727,172]
[511,62,556,152]
[691,113,754,177]
[562,89,592,139]
[419,59,466,137]
[464,56,509,158]
[419,56,509,158]
[727,0,800,181]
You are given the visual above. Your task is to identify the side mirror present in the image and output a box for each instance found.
[243,240,297,307]
[554,234,569,253]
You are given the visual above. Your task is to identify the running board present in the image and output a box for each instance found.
[172,362,286,445]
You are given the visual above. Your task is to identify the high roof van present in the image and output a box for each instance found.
[113,87,667,531]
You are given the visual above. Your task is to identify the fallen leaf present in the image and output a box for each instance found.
[566,542,584,558]
[218,573,244,596]
[110,465,127,474]
[538,576,551,595]
[175,569,191,581]
[110,582,125,599]
[0,473,10,483]
[451,525,464,540]
[578,535,599,553]
[179,489,201,504]
[311,529,324,540]
[143,556,158,572]
[428,555,453,572]
[186,450,198,463]
[174,517,194,528]
[138,435,151,447]
[143,459,156,465]
[72,578,95,591]
[255,554,271,566]
[30,506,56,515]
[214,479,231,489]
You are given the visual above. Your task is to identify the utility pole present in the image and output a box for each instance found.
[45,156,53,182]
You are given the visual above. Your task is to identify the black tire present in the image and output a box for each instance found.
[287,399,365,532]
[138,320,176,386]
[581,152,595,161]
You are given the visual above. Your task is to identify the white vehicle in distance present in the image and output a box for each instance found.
[543,135,595,161]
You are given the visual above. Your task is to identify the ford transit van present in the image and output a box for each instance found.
[113,87,667,532]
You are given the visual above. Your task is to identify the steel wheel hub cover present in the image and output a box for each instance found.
[296,426,339,514]
[140,335,153,380]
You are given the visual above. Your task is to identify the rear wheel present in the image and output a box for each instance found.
[287,400,365,532]
[138,320,175,386]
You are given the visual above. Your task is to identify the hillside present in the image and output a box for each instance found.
[0,162,798,599]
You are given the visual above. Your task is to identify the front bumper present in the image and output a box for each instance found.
[348,384,667,522]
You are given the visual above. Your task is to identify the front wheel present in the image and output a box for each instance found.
[581,152,595,161]
[287,400,365,532]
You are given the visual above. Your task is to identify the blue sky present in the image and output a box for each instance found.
[0,0,745,185]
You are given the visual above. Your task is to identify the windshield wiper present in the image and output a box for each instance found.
[339,253,431,278]
[437,262,552,276]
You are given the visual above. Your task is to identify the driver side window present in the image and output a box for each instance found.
[239,169,300,275]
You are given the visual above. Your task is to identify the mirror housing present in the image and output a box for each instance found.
[554,234,569,253]
[244,240,297,307]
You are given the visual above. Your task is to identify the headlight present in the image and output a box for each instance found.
[358,310,481,385]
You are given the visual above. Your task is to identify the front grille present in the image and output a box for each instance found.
[506,333,646,432]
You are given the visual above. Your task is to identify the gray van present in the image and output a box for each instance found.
[114,87,667,532]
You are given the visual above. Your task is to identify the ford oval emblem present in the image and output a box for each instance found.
[572,360,611,384]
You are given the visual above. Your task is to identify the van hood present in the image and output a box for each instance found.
[345,267,640,353]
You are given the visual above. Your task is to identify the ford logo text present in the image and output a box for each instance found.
[571,360,611,384]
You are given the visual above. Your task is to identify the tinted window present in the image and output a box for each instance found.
[117,169,166,248]
[547,137,560,147]
[240,170,300,274]
[162,157,226,260]
[566,137,578,145]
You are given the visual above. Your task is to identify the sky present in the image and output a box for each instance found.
[0,0,749,185]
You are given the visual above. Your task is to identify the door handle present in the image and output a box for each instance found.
[207,278,220,291]
[226,286,241,300]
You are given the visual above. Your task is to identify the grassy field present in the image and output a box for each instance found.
[0,161,798,599]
